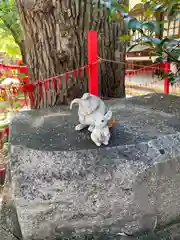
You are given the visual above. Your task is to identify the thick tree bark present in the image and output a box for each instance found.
[15,0,127,108]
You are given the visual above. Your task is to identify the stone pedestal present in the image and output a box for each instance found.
[5,94,180,239]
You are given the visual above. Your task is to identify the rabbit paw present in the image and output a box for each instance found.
[88,125,94,132]
[75,124,86,131]
[95,141,101,146]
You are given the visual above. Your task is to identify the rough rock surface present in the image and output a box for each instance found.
[3,93,180,239]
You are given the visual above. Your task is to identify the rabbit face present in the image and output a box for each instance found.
[94,111,112,129]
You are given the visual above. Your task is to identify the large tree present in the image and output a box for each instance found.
[15,0,128,107]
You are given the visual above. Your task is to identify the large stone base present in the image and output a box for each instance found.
[5,94,180,239]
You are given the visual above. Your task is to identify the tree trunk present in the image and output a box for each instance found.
[19,40,27,64]
[15,0,127,108]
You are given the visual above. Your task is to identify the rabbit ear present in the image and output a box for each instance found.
[81,93,91,100]
[104,111,112,121]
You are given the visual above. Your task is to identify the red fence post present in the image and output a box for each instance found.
[88,31,99,96]
[164,61,170,94]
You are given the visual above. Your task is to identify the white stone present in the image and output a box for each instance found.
[91,110,112,146]
[70,93,106,132]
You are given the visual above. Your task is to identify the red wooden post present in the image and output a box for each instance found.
[164,61,170,94]
[88,31,99,96]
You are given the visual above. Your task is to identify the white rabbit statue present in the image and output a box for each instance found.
[70,93,106,132]
[91,110,112,146]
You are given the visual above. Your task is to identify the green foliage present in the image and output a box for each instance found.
[0,0,22,59]
[0,27,21,58]
[0,121,8,129]
[106,0,180,85]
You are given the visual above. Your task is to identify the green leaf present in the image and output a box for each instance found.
[119,3,129,13]
[0,122,8,129]
[15,101,21,108]
[16,73,27,78]
[129,3,144,13]
[154,56,166,63]
[127,43,140,52]
[128,18,142,30]
[169,50,180,60]
[119,35,131,41]
[151,4,163,11]
[149,37,161,45]
[141,37,162,47]
[142,21,160,34]
[141,40,154,48]
[110,7,117,15]
[167,1,179,19]
[170,80,176,86]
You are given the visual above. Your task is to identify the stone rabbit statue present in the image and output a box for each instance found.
[70,93,106,132]
[91,110,112,146]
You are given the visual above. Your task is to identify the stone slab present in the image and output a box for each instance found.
[5,93,180,239]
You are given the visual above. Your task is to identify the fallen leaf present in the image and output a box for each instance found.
[108,119,116,128]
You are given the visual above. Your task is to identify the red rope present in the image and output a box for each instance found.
[0,64,27,71]
[0,61,176,106]
[126,63,161,75]
[0,61,162,86]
